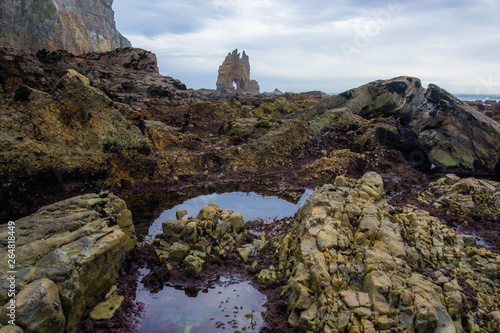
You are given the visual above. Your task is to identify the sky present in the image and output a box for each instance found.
[113,0,500,95]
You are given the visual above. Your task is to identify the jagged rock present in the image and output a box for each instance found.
[0,278,65,333]
[278,172,500,332]
[152,203,247,272]
[183,255,204,274]
[216,49,259,94]
[412,85,500,172]
[257,267,277,284]
[419,174,500,218]
[0,47,190,124]
[0,192,136,331]
[0,0,130,55]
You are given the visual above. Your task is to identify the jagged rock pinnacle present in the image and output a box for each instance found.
[216,49,260,94]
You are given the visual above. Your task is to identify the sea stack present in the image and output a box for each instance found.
[216,49,260,94]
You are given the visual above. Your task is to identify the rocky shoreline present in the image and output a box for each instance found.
[1,45,500,333]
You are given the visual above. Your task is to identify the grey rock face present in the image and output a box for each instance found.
[0,0,131,54]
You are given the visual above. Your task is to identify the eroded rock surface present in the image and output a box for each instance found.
[412,85,500,172]
[0,192,136,331]
[216,49,260,94]
[0,0,131,54]
[419,174,500,218]
[278,172,500,332]
[152,203,247,273]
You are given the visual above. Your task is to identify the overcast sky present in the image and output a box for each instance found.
[114,0,500,94]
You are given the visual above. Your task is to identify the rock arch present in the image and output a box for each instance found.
[216,49,260,94]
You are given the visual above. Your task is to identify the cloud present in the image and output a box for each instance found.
[114,0,500,94]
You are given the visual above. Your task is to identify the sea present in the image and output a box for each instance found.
[455,94,500,102]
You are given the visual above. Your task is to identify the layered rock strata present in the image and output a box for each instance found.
[0,192,136,332]
[0,0,131,54]
[278,172,500,332]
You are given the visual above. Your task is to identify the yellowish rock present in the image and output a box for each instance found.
[90,294,124,321]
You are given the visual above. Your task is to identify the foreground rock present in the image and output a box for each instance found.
[152,204,246,273]
[0,192,136,332]
[0,0,130,54]
[278,172,500,332]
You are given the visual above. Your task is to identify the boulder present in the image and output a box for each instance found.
[0,325,23,333]
[306,76,426,121]
[412,85,500,172]
[0,192,136,331]
[0,278,65,333]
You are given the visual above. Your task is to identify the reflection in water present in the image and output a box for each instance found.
[136,273,266,333]
[134,190,313,332]
[147,190,313,239]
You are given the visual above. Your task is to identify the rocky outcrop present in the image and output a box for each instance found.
[278,172,500,332]
[305,76,426,122]
[306,77,500,174]
[216,49,260,94]
[0,47,190,124]
[0,0,131,55]
[465,99,500,123]
[152,204,247,273]
[0,192,136,331]
[0,47,191,219]
[419,174,500,218]
[411,85,500,172]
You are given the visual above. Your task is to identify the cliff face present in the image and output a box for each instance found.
[0,0,131,55]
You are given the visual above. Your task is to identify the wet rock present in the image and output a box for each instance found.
[0,192,136,331]
[176,209,189,220]
[278,172,500,332]
[183,255,204,274]
[308,76,426,120]
[257,267,277,284]
[0,278,65,333]
[419,174,500,218]
[153,203,246,272]
[89,286,124,321]
[169,242,191,262]
[229,212,244,233]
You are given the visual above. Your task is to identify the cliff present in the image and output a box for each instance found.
[0,0,131,54]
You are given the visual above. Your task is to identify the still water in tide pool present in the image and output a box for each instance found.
[135,190,313,332]
[147,189,313,239]
[136,274,266,332]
